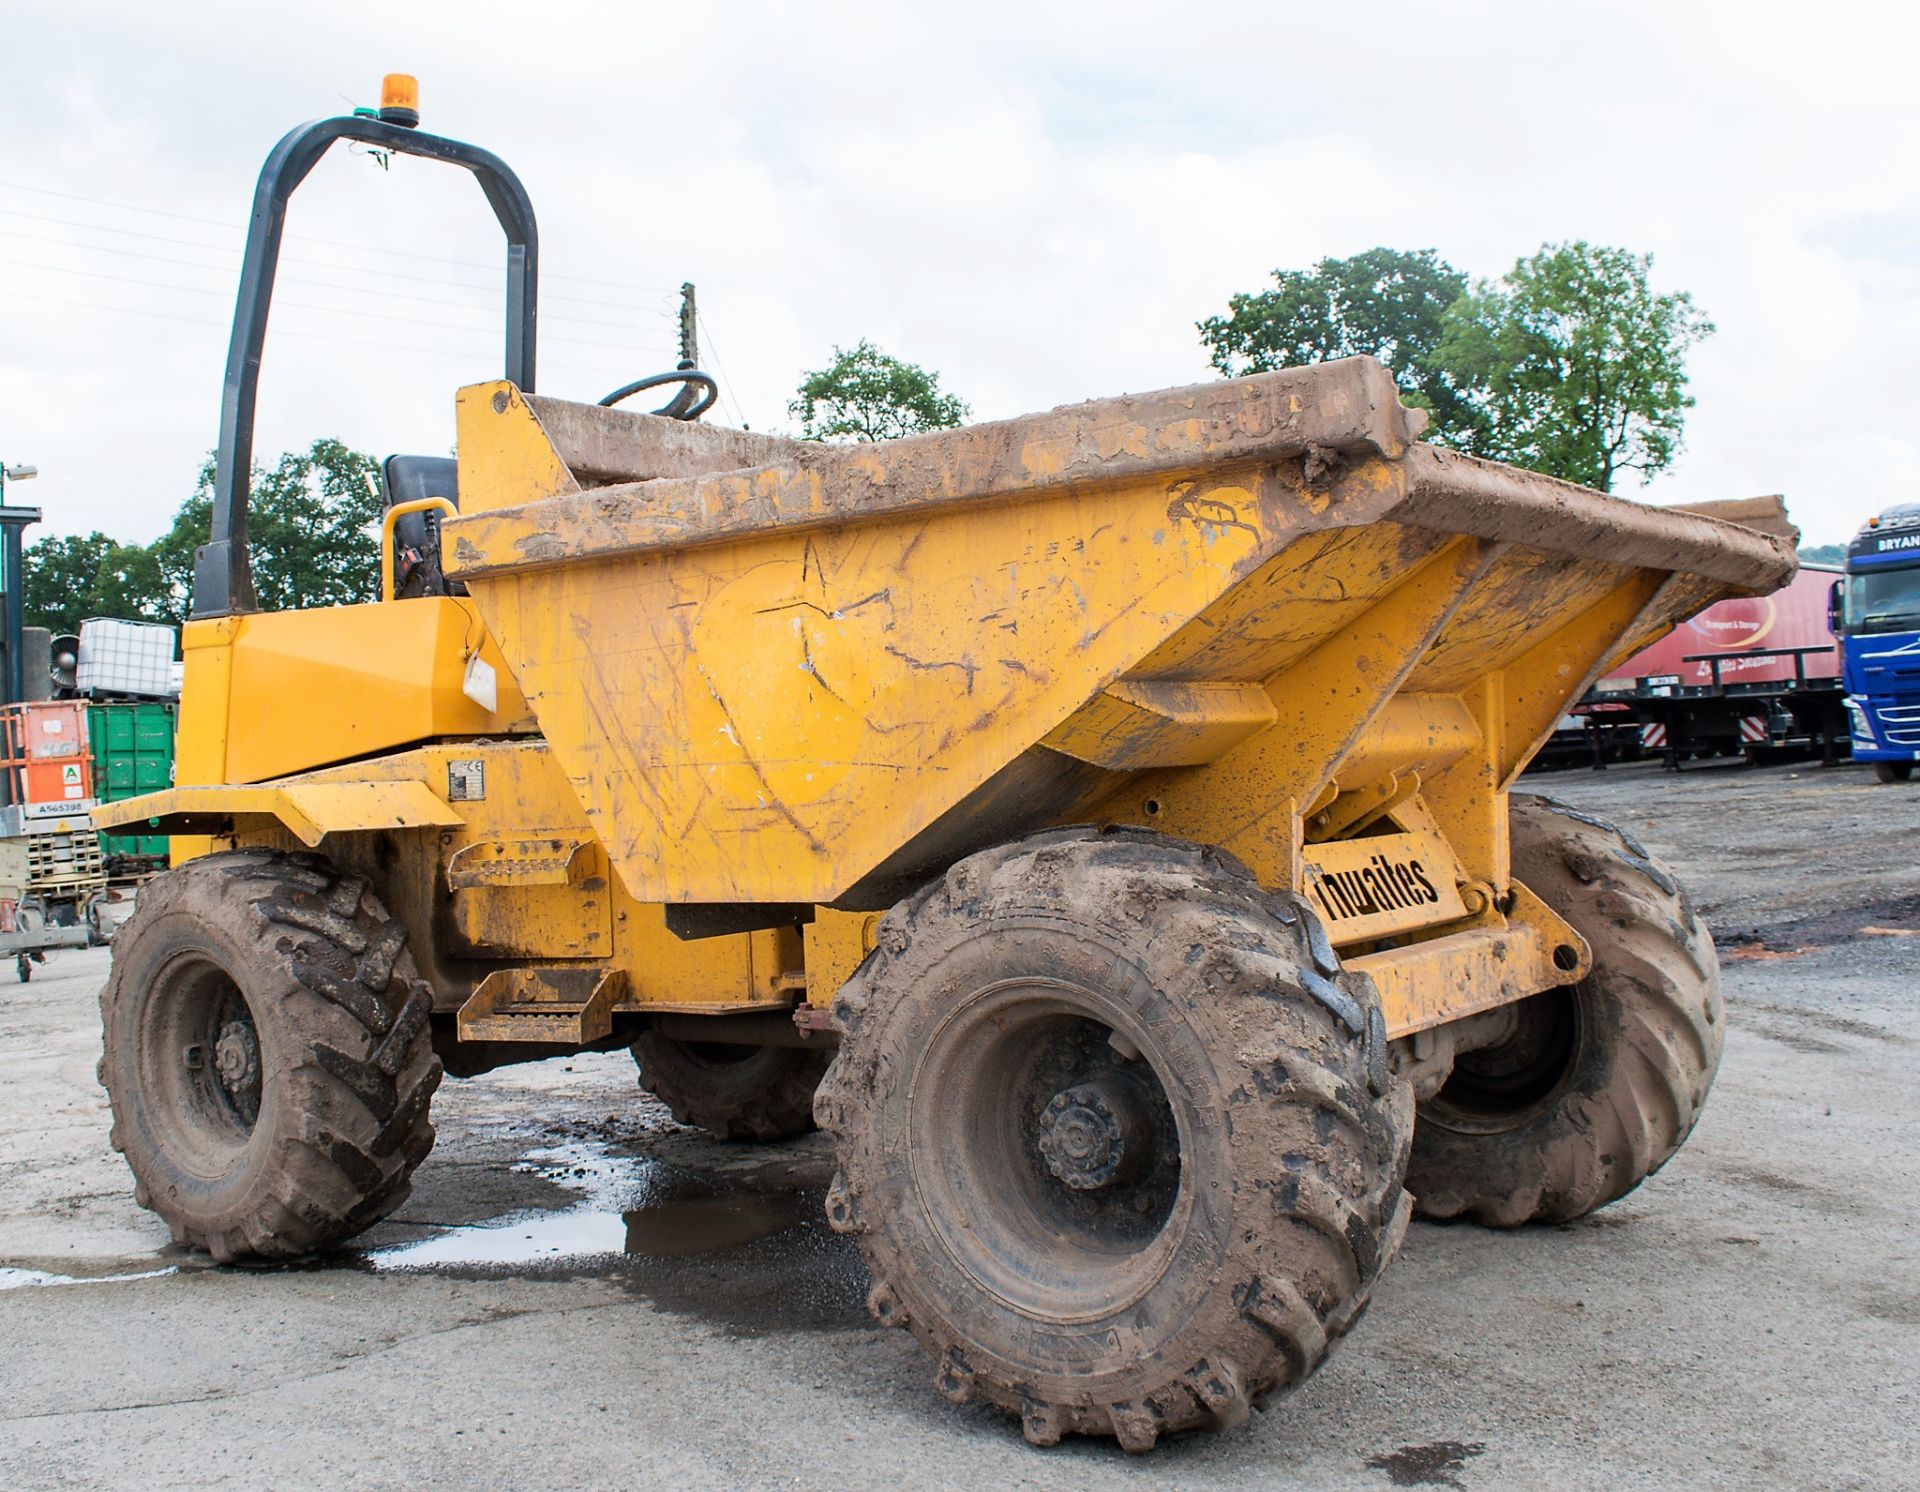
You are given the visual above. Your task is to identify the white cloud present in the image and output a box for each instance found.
[3,0,1915,550]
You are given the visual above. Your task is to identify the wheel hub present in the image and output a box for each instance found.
[214,1020,260,1098]
[1036,1080,1141,1190]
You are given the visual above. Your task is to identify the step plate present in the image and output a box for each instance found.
[456,967,624,1044]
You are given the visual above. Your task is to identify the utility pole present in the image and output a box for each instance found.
[0,460,42,706]
[677,282,698,370]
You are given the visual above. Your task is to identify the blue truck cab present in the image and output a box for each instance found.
[1834,502,1920,782]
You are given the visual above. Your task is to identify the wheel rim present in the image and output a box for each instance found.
[1425,985,1581,1134]
[136,951,264,1176]
[908,977,1188,1323]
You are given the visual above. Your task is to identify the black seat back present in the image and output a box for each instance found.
[380,455,462,599]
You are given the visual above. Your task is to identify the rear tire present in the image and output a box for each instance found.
[1406,795,1721,1226]
[1874,762,1913,784]
[98,849,441,1262]
[632,1033,828,1141]
[815,827,1410,1451]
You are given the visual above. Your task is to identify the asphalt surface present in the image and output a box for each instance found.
[1,759,1915,1489]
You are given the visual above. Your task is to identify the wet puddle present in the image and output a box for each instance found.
[0,1132,865,1333]
[368,1141,813,1270]
[360,1138,866,1334]
[0,1265,175,1292]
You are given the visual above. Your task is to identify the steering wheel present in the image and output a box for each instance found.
[597,368,719,421]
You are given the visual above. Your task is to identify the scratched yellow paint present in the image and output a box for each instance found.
[104,366,1796,1042]
[462,475,1335,904]
[91,779,459,847]
[140,739,799,1015]
[453,382,578,515]
[165,597,535,789]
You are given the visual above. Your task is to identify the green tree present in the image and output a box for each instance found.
[23,531,169,634]
[24,439,385,634]
[790,340,969,442]
[1798,543,1845,565]
[1438,242,1713,492]
[1197,247,1485,448]
[147,438,384,620]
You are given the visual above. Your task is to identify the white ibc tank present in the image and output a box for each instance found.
[75,618,179,698]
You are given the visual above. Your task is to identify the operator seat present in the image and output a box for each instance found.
[380,454,463,599]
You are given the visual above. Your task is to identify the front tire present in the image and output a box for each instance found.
[1406,795,1721,1226]
[99,850,441,1262]
[1874,762,1913,784]
[815,827,1411,1451]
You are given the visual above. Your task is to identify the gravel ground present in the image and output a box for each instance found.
[1,759,1915,1490]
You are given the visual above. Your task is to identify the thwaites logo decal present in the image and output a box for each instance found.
[1300,830,1468,943]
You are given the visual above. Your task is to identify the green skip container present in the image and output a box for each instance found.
[87,701,175,872]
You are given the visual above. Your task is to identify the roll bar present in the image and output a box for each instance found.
[192,113,539,618]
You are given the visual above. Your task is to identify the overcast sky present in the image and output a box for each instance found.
[3,1,1915,549]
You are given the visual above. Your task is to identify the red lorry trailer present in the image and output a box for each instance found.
[1547,563,1846,770]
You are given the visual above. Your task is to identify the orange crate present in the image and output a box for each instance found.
[2,702,96,814]
[3,701,89,758]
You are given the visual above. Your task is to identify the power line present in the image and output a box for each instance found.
[697,327,746,429]
[0,254,230,298]
[0,205,679,315]
[0,226,678,333]
[0,224,251,273]
[0,287,652,385]
[0,205,236,254]
[0,288,216,328]
[0,255,680,355]
[0,179,234,231]
[699,316,758,430]
[0,176,714,402]
[0,179,681,293]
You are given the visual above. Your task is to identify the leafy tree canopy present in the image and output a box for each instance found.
[1438,242,1713,492]
[24,438,383,633]
[790,340,969,442]
[148,439,384,620]
[22,531,168,635]
[1200,241,1712,493]
[1197,247,1484,448]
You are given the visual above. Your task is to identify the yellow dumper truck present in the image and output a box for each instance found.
[96,84,1796,1451]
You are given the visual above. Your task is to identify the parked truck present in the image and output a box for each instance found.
[1834,502,1920,782]
[1572,559,1847,768]
[92,82,1798,1451]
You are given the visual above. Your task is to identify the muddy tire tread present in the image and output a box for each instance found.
[1406,794,1722,1226]
[815,826,1411,1450]
[99,849,440,1261]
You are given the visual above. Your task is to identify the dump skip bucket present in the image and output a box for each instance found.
[442,357,1795,912]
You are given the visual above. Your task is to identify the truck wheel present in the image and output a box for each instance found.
[1874,762,1913,784]
[85,893,113,947]
[814,827,1410,1451]
[1406,795,1720,1226]
[16,954,29,983]
[631,1033,828,1141]
[98,849,441,1262]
